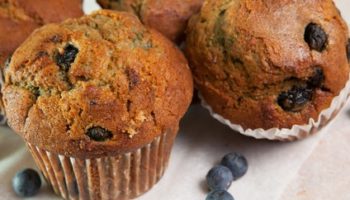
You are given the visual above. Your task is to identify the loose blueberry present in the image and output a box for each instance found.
[56,44,79,71]
[308,67,324,88]
[206,190,235,200]
[304,23,328,52]
[12,169,41,197]
[347,38,350,62]
[86,126,113,141]
[221,153,248,180]
[277,86,313,112]
[206,165,233,191]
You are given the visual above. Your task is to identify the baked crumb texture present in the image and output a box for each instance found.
[2,10,193,157]
[97,0,204,42]
[0,0,83,124]
[0,0,83,64]
[186,0,349,130]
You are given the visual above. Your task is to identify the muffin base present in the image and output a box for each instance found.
[200,76,350,141]
[27,128,176,200]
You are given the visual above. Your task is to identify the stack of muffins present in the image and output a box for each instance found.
[1,0,349,199]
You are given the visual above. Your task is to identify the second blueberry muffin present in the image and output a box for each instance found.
[3,10,193,199]
[186,0,349,133]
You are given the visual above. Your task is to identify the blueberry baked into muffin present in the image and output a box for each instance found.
[2,10,193,199]
[0,0,83,124]
[186,0,350,130]
[97,0,204,42]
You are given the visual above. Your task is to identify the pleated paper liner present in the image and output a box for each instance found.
[27,128,176,200]
[200,76,350,141]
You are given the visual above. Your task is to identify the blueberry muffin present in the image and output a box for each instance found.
[2,10,193,199]
[186,0,349,130]
[97,0,204,42]
[0,0,83,124]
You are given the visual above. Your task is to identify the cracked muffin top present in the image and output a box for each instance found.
[0,0,83,65]
[2,10,193,157]
[97,0,204,42]
[186,0,350,130]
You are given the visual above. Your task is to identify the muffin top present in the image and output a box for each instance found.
[0,0,83,65]
[97,0,204,42]
[0,0,83,125]
[2,10,193,157]
[186,0,349,129]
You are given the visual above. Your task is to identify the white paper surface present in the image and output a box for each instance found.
[0,0,349,200]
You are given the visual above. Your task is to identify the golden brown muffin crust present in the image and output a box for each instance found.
[3,10,193,158]
[186,0,349,130]
[0,0,83,125]
[97,0,204,42]
[0,0,83,64]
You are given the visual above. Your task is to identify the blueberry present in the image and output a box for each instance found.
[56,44,79,71]
[12,169,41,197]
[277,86,313,112]
[86,126,113,141]
[308,67,324,88]
[221,153,248,180]
[206,165,233,191]
[304,23,328,52]
[206,190,235,200]
[346,38,350,62]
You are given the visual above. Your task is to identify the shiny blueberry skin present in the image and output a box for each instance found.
[12,169,41,197]
[86,126,113,141]
[221,153,248,180]
[277,86,313,112]
[206,165,233,191]
[56,44,79,71]
[304,23,328,52]
[206,190,235,200]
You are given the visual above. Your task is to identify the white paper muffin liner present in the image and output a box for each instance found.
[26,128,176,200]
[200,76,350,141]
